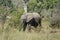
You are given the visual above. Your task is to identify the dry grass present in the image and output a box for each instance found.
[0,20,60,40]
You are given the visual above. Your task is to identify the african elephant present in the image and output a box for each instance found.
[20,12,42,31]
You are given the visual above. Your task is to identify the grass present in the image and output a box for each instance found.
[0,20,60,40]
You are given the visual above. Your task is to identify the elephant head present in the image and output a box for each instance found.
[20,12,42,31]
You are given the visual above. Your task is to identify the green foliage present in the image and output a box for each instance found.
[27,0,58,12]
[0,0,13,7]
[47,9,60,28]
[0,0,24,29]
[0,0,60,31]
[9,8,24,28]
[0,6,7,22]
[27,0,37,12]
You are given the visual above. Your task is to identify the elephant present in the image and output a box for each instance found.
[20,12,42,32]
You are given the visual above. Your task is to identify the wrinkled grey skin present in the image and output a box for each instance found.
[20,12,41,31]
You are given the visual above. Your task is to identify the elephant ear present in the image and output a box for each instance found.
[26,13,33,22]
[33,13,41,23]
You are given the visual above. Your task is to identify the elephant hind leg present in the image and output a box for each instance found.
[39,19,42,26]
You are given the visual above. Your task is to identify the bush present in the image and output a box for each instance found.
[48,9,60,28]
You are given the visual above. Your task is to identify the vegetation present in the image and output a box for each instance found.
[0,0,60,40]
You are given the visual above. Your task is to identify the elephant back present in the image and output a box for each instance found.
[25,12,41,23]
[32,12,41,19]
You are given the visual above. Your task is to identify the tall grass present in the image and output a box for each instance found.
[0,20,60,40]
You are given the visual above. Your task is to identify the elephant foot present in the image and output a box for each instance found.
[28,30,31,32]
[28,28,31,32]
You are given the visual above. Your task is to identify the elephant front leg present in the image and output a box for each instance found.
[23,23,27,31]
[28,24,31,32]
